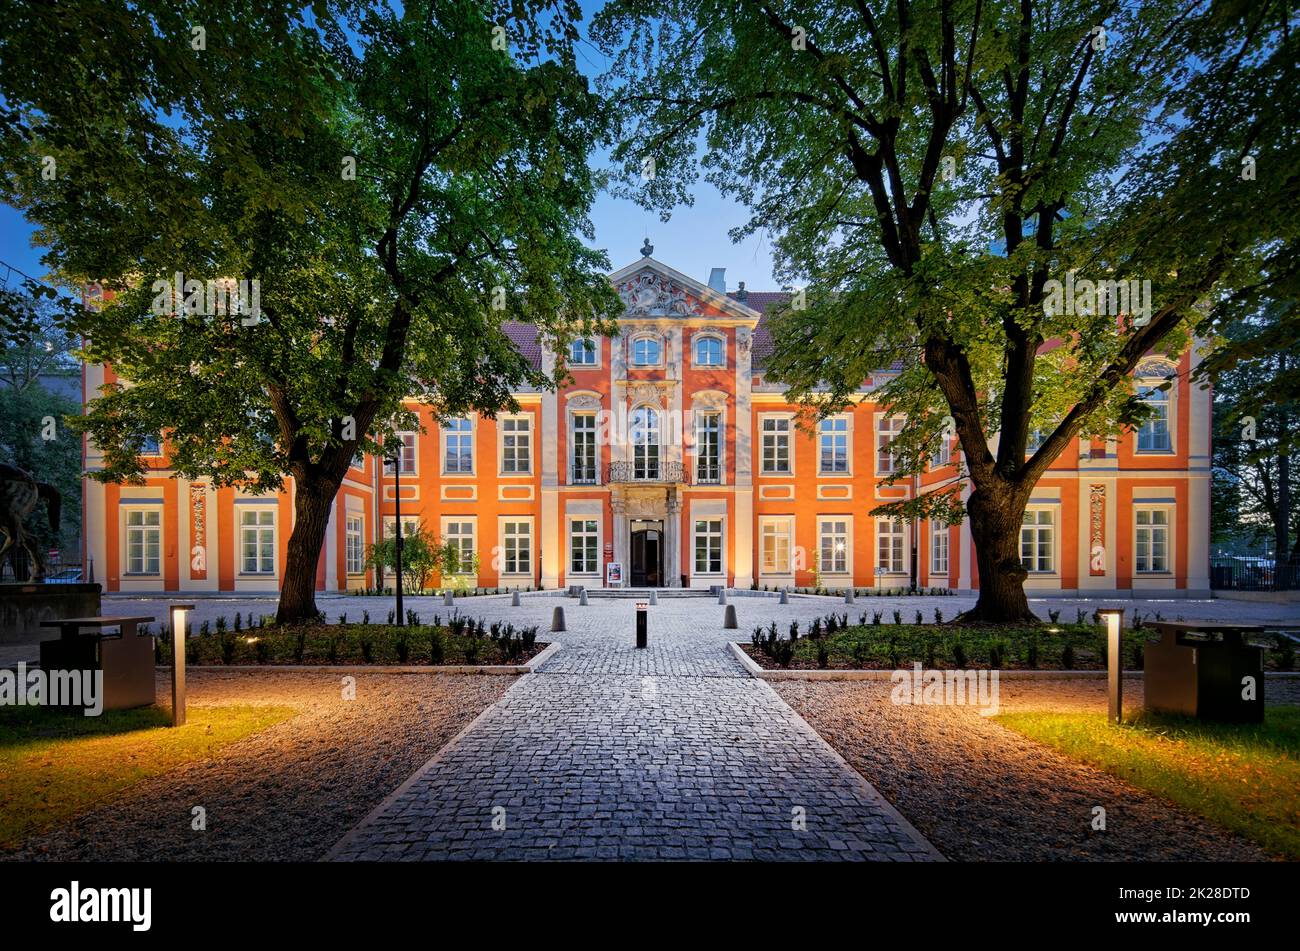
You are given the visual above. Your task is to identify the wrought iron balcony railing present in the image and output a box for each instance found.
[606,460,686,484]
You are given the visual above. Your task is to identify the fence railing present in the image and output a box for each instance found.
[1211,562,1300,591]
[606,461,686,484]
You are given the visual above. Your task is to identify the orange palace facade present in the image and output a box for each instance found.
[81,253,1213,598]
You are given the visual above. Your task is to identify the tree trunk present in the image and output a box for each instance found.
[276,474,338,624]
[959,485,1039,624]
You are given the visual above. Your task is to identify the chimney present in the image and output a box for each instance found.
[708,267,726,293]
[735,281,748,301]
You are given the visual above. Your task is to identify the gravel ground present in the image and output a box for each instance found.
[773,678,1300,862]
[3,670,511,861]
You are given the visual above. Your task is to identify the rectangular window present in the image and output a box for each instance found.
[694,518,723,574]
[383,516,421,539]
[502,521,532,575]
[443,520,475,575]
[1020,510,1055,573]
[1135,509,1170,573]
[345,516,364,574]
[443,417,473,473]
[570,519,599,574]
[930,522,949,576]
[695,412,721,483]
[240,508,276,575]
[877,417,904,474]
[125,509,161,575]
[572,414,597,484]
[1137,387,1171,452]
[876,518,904,573]
[932,434,952,467]
[761,417,791,474]
[502,417,531,474]
[819,417,848,473]
[760,518,792,574]
[392,432,417,474]
[1026,429,1046,454]
[140,434,163,456]
[819,519,849,574]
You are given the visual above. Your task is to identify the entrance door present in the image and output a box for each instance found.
[629,521,663,587]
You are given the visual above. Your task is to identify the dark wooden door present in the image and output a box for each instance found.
[630,528,662,587]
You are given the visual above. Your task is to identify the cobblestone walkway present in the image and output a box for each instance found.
[328,595,941,861]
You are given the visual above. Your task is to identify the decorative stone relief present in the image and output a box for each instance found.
[1089,483,1106,576]
[617,270,703,318]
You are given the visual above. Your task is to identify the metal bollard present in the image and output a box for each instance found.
[844,588,856,604]
[511,590,521,607]
[723,604,738,629]
[551,606,566,632]
[580,589,589,606]
[779,589,789,605]
[635,600,648,648]
[718,589,727,605]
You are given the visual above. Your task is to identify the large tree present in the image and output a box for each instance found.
[596,0,1299,620]
[0,0,619,620]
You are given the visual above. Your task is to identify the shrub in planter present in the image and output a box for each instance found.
[924,638,937,668]
[887,636,901,668]
[1027,633,1039,669]
[387,609,396,625]
[1061,643,1076,670]
[1276,637,1295,670]
[1129,637,1144,669]
[395,630,410,663]
[185,638,200,666]
[871,611,882,626]
[215,615,227,633]
[254,638,270,664]
[934,608,944,624]
[234,612,242,632]
[1048,609,1060,623]
[326,634,341,664]
[752,626,764,649]
[521,626,538,650]
[360,634,374,664]
[463,639,481,664]
[789,621,800,641]
[851,640,869,669]
[428,630,444,665]
[988,639,1008,669]
[892,610,901,625]
[220,631,237,665]
[816,643,830,669]
[1076,609,1087,625]
[338,613,348,625]
[293,631,307,663]
[200,619,211,637]
[362,610,370,625]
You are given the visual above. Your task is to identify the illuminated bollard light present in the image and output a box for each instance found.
[1098,608,1125,724]
[169,603,196,728]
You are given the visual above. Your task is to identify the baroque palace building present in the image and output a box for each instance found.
[81,249,1213,597]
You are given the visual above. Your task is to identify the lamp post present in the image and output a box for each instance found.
[169,603,195,727]
[1098,608,1124,724]
[388,439,405,626]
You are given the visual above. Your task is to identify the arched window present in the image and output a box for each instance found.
[631,335,662,366]
[694,334,724,366]
[569,337,597,366]
[631,406,660,479]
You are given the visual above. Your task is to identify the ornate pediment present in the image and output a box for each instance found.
[617,269,704,318]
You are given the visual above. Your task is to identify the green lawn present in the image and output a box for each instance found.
[0,703,296,848]
[996,706,1300,860]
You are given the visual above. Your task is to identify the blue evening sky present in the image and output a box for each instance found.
[0,4,777,295]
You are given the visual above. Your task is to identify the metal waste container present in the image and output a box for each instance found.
[1144,622,1264,723]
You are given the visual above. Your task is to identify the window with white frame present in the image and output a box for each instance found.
[694,335,724,367]
[345,515,365,574]
[443,417,473,473]
[876,518,905,573]
[631,407,660,479]
[695,412,721,483]
[569,519,599,574]
[125,509,161,575]
[391,432,417,474]
[570,337,597,366]
[877,417,904,474]
[631,335,662,366]
[240,508,276,575]
[1026,428,1046,454]
[694,518,723,574]
[761,417,791,474]
[572,413,597,483]
[1020,510,1055,573]
[1135,509,1170,572]
[443,520,475,574]
[819,417,848,473]
[140,433,163,456]
[502,520,532,575]
[930,521,949,575]
[383,516,421,539]
[760,518,792,573]
[819,519,849,574]
[501,417,531,473]
[932,434,952,467]
[1137,386,1171,452]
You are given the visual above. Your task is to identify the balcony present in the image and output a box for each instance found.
[606,461,686,484]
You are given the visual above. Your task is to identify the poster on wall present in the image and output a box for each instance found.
[605,561,623,587]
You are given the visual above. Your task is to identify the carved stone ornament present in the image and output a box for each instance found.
[627,382,664,406]
[617,270,703,318]
[567,392,602,410]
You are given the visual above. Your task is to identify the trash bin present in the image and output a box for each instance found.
[1144,625,1264,723]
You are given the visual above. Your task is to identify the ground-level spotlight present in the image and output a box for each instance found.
[169,603,196,727]
[1098,608,1124,725]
